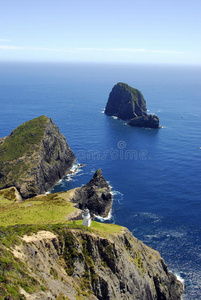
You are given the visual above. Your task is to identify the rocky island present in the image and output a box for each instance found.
[105,82,160,128]
[0,115,75,198]
[0,116,183,299]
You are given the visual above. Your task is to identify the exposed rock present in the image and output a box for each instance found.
[128,114,160,128]
[0,116,75,198]
[0,137,6,146]
[11,226,183,300]
[0,186,22,204]
[105,82,160,128]
[105,82,146,120]
[72,169,113,218]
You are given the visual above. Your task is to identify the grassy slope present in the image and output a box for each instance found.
[0,190,77,227]
[67,220,122,236]
[0,187,123,299]
[0,187,17,207]
[0,115,48,189]
[0,115,48,162]
[0,187,122,235]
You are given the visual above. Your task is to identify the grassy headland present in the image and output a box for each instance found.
[0,189,77,227]
[0,115,48,162]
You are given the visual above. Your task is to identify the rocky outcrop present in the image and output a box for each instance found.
[72,169,113,218]
[0,186,22,203]
[10,226,183,300]
[105,82,160,128]
[0,116,75,198]
[105,82,146,119]
[128,114,160,128]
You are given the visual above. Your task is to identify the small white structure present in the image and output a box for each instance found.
[82,208,91,227]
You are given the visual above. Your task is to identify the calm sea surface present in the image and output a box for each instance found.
[0,62,201,299]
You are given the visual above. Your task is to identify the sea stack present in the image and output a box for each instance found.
[0,115,76,198]
[72,169,113,218]
[105,82,160,128]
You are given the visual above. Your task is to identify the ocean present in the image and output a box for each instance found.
[0,62,201,299]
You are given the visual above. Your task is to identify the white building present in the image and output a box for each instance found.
[82,208,91,227]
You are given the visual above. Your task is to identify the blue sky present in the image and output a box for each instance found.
[0,0,201,64]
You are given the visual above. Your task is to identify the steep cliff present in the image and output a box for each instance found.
[0,222,183,300]
[105,83,160,128]
[72,169,113,218]
[0,116,75,198]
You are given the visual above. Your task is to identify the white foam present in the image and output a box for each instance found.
[175,273,185,286]
[65,176,73,182]
[139,212,160,220]
[50,162,84,189]
[70,162,81,172]
[65,165,83,181]
[145,234,159,239]
[70,162,85,174]
[112,116,118,120]
[94,209,112,222]
[111,189,124,204]
[111,190,121,196]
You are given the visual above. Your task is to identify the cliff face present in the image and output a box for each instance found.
[72,169,113,218]
[8,224,183,300]
[105,83,160,128]
[105,82,147,120]
[0,116,75,198]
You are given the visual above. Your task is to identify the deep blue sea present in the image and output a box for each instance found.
[0,62,201,299]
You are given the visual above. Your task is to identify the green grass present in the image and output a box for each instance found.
[118,82,144,106]
[0,187,122,234]
[0,188,17,207]
[0,115,48,162]
[0,196,15,207]
[0,185,124,300]
[0,115,49,188]
[66,220,122,238]
[0,191,76,227]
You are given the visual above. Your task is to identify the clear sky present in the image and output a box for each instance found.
[0,0,201,64]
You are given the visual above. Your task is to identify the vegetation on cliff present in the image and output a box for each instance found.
[0,188,78,227]
[0,116,75,198]
[0,188,183,300]
[0,115,47,162]
[0,221,183,299]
